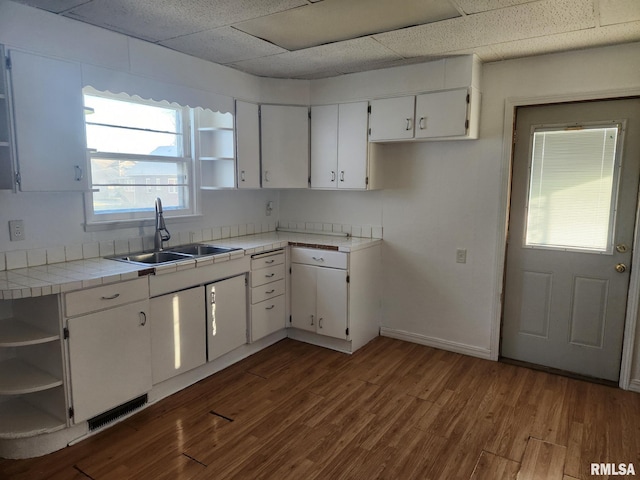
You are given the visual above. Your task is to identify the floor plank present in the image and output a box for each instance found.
[518,437,567,480]
[1,337,639,480]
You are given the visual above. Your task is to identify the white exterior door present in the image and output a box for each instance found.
[502,99,640,381]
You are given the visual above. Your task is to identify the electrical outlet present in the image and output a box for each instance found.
[456,248,467,264]
[9,220,25,241]
[266,201,273,216]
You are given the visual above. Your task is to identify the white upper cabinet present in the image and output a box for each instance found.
[261,104,309,189]
[415,88,471,139]
[9,50,88,191]
[235,100,261,189]
[311,102,369,190]
[368,96,415,142]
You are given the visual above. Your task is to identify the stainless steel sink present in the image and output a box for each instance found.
[169,244,241,256]
[112,251,193,265]
[107,244,242,266]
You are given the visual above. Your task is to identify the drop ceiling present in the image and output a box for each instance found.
[9,0,640,79]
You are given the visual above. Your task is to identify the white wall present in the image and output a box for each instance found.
[279,42,640,361]
[0,0,307,254]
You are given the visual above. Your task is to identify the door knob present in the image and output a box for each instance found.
[616,263,627,273]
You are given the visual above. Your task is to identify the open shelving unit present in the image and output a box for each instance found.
[193,108,236,189]
[0,296,67,440]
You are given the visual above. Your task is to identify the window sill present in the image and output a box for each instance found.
[83,213,203,232]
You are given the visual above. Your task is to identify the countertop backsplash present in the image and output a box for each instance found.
[0,220,382,272]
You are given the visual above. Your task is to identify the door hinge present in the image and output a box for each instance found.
[244,277,248,286]
[308,110,311,119]
[68,407,74,419]
[289,267,292,274]
[365,176,369,186]
[466,93,470,104]
[308,176,311,186]
[5,55,11,70]
[258,105,261,118]
[63,327,69,340]
[368,128,371,136]
[346,275,350,283]
[15,172,21,187]
[289,315,292,324]
[367,105,371,114]
[465,119,469,130]
[346,328,349,336]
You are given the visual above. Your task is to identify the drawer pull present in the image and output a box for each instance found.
[101,293,121,300]
[312,257,325,262]
[139,311,147,326]
[265,289,275,294]
[265,259,275,264]
[265,305,275,310]
[265,273,276,278]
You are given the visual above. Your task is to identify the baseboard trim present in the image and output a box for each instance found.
[628,380,640,393]
[380,327,493,360]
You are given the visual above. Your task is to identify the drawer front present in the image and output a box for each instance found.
[65,277,149,317]
[251,279,285,305]
[250,264,285,287]
[251,294,285,342]
[251,251,285,270]
[291,247,347,270]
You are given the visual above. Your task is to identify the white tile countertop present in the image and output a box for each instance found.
[0,232,381,299]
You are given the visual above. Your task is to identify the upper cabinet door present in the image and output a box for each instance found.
[235,100,261,189]
[369,96,415,141]
[310,104,338,189]
[415,88,469,139]
[9,50,88,192]
[261,104,309,189]
[337,102,368,190]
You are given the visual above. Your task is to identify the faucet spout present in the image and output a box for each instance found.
[154,197,171,251]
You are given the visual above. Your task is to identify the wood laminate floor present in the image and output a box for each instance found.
[1,337,639,479]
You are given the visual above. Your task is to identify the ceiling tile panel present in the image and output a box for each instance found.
[160,27,288,64]
[63,0,307,42]
[453,0,543,15]
[599,0,640,26]
[12,0,89,14]
[373,0,596,58]
[231,37,403,78]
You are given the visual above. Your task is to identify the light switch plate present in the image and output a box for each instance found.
[456,248,467,264]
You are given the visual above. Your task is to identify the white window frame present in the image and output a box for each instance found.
[82,88,199,229]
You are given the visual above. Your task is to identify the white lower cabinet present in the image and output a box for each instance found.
[150,286,206,385]
[250,250,286,341]
[206,274,248,361]
[291,252,348,340]
[65,278,151,424]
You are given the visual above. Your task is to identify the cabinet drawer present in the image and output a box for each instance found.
[64,278,149,317]
[250,264,285,287]
[291,247,347,270]
[251,295,285,342]
[251,251,285,270]
[251,279,285,305]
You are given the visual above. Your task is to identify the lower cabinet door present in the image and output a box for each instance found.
[290,263,317,333]
[150,286,206,384]
[251,295,285,342]
[316,267,348,339]
[67,300,152,423]
[207,275,248,361]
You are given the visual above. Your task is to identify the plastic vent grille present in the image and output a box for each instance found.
[87,394,147,431]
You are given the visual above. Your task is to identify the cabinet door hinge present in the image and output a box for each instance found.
[63,327,69,340]
[289,267,292,274]
[289,315,292,324]
[465,119,469,130]
[245,277,248,287]
[365,176,369,186]
[466,93,470,104]
[346,328,349,336]
[308,176,311,186]
[5,55,11,70]
[368,128,371,136]
[308,109,311,119]
[68,407,74,419]
[367,105,371,114]
[258,105,261,118]
[346,275,350,283]
[15,172,21,187]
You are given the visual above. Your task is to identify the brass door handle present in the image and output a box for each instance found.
[616,263,627,273]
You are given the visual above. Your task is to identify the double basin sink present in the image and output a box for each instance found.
[109,244,242,266]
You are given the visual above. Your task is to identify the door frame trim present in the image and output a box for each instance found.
[492,87,640,390]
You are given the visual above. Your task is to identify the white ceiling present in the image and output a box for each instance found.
[9,0,640,79]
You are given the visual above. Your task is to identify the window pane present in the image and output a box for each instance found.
[92,185,188,213]
[90,158,184,185]
[84,95,181,133]
[525,127,619,252]
[86,124,182,156]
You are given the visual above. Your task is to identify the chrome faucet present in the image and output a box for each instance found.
[154,197,171,251]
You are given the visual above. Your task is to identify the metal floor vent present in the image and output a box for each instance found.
[88,394,148,431]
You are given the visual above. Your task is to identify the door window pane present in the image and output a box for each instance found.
[525,126,620,252]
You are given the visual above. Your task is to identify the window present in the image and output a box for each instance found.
[525,124,621,253]
[83,88,195,224]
